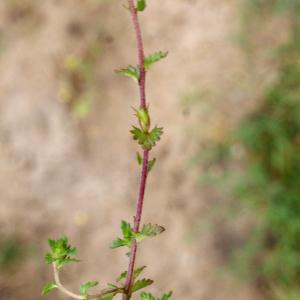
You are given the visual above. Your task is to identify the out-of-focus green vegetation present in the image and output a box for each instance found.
[59,40,101,120]
[234,2,300,296]
[194,1,300,299]
[0,238,27,271]
[234,43,300,290]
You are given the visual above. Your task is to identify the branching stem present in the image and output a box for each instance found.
[53,263,122,300]
[53,263,84,300]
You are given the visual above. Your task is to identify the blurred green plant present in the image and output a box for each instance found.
[0,238,27,271]
[231,1,300,293]
[59,40,101,120]
[192,1,300,298]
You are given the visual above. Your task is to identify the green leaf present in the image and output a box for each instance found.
[148,127,163,145]
[160,291,173,300]
[97,293,117,300]
[144,51,168,71]
[97,284,121,300]
[116,66,140,82]
[121,221,133,239]
[137,0,146,11]
[111,238,130,249]
[117,270,127,282]
[133,266,147,279]
[131,126,163,150]
[42,282,58,296]
[45,237,80,269]
[80,281,99,295]
[139,224,165,239]
[48,239,56,252]
[147,158,156,172]
[45,253,55,264]
[131,278,153,293]
[140,292,155,300]
[57,258,80,269]
[117,266,146,282]
[133,107,151,132]
[140,291,173,300]
[136,153,156,172]
[136,152,143,165]
[111,221,134,249]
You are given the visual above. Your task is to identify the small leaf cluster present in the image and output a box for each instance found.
[131,126,163,151]
[116,266,172,299]
[42,282,58,296]
[111,221,165,249]
[140,291,173,300]
[45,237,79,269]
[80,281,98,296]
[116,51,168,83]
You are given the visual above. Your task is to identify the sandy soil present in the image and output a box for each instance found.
[0,1,266,299]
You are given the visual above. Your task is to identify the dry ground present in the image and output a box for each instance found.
[0,0,270,299]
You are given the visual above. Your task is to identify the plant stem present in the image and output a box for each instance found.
[53,263,84,300]
[123,1,149,299]
[127,0,146,109]
[124,150,149,300]
[53,263,122,300]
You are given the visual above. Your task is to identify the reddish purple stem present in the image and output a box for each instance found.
[123,1,149,299]
[127,0,146,109]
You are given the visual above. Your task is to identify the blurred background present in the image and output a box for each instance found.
[0,0,300,299]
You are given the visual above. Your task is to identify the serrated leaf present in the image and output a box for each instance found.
[160,291,173,300]
[117,266,146,282]
[48,239,56,252]
[144,51,168,71]
[42,282,58,296]
[131,278,153,293]
[116,65,140,82]
[140,291,173,300]
[121,221,133,239]
[117,270,127,282]
[111,238,130,249]
[140,292,155,300]
[140,224,165,237]
[45,253,55,264]
[80,281,99,295]
[133,266,147,279]
[131,126,163,150]
[45,237,79,269]
[149,127,163,145]
[137,0,146,11]
[111,221,134,249]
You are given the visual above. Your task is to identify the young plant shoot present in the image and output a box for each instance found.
[42,1,171,300]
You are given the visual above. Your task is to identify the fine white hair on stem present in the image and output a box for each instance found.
[53,263,85,299]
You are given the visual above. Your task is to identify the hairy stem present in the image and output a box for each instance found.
[53,263,84,300]
[123,1,149,299]
[127,0,146,109]
[53,263,122,300]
